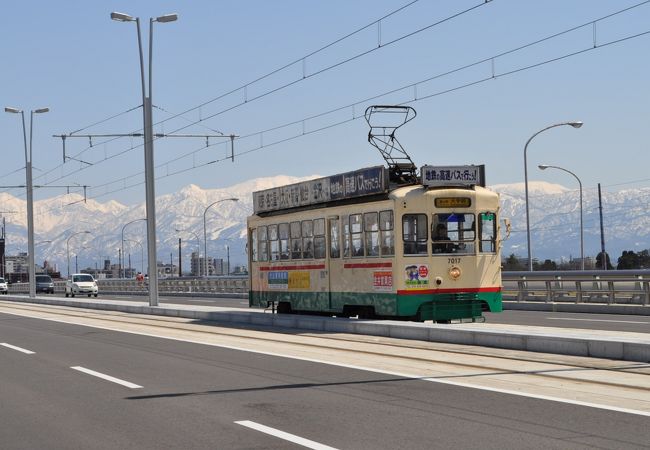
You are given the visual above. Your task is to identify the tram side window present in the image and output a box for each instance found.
[302,220,314,259]
[258,225,269,262]
[364,212,379,257]
[432,213,475,254]
[350,214,365,257]
[278,223,290,260]
[269,224,280,260]
[342,215,351,258]
[290,221,301,259]
[313,218,326,259]
[479,212,497,253]
[379,210,394,257]
[251,228,258,262]
[329,218,340,258]
[402,214,428,255]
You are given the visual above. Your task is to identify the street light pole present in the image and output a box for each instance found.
[121,218,146,278]
[203,198,238,276]
[124,239,144,275]
[523,121,583,271]
[5,106,49,298]
[538,164,584,270]
[111,11,177,307]
[67,231,91,277]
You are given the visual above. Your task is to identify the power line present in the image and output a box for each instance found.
[11,2,650,213]
[17,0,487,192]
[31,16,650,214]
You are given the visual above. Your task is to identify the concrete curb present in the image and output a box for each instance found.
[3,296,649,363]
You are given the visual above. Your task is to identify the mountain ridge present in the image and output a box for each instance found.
[1,177,647,273]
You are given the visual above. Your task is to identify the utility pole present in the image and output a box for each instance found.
[598,183,607,270]
[227,245,230,276]
[178,238,182,277]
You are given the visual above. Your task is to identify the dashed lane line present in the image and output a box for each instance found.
[235,420,338,450]
[1,343,35,354]
[71,366,142,389]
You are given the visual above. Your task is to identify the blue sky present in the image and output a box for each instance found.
[2,0,649,207]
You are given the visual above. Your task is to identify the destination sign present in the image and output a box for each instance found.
[421,165,485,187]
[253,166,388,213]
[434,197,471,208]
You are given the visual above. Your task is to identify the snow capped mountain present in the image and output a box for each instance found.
[1,176,647,274]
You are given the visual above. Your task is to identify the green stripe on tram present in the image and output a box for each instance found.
[249,289,502,319]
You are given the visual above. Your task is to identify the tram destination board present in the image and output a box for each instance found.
[253,166,389,213]
[421,164,485,187]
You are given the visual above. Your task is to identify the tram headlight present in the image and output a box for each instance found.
[448,266,461,280]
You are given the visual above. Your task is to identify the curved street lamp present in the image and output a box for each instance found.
[67,231,91,277]
[203,198,238,276]
[124,238,145,276]
[523,121,583,270]
[538,164,584,270]
[111,10,177,306]
[121,218,146,278]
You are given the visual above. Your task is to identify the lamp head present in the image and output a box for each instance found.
[538,165,549,170]
[155,13,178,23]
[568,121,583,129]
[33,108,49,114]
[111,12,135,22]
[4,107,22,114]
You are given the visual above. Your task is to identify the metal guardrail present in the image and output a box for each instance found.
[8,271,650,307]
[502,270,650,306]
[7,276,249,296]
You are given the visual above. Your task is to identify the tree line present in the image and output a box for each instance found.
[502,250,650,271]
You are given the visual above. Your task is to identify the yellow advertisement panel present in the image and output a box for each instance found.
[289,271,311,289]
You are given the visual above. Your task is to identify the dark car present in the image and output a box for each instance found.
[35,275,55,294]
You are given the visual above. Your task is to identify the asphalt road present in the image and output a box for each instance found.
[1,310,649,450]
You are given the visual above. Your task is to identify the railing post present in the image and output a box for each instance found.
[517,276,526,302]
[575,280,582,303]
[644,281,650,306]
[607,281,615,305]
[544,280,552,303]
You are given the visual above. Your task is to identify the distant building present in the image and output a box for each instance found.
[190,252,223,276]
[157,261,178,278]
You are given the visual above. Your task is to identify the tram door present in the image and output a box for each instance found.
[327,216,342,309]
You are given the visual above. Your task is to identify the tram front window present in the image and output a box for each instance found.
[402,214,428,255]
[432,213,475,254]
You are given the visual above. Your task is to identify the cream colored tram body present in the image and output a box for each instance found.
[248,165,502,321]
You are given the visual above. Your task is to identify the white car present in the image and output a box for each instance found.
[65,274,99,298]
[0,277,7,294]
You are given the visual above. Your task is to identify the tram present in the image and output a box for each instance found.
[247,106,502,321]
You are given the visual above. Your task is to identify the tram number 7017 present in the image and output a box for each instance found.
[448,257,461,264]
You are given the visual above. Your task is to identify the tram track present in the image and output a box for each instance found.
[1,300,649,399]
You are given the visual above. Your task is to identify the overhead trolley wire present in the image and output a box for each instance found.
[18,0,488,195]
[33,5,650,215]
[18,1,650,216]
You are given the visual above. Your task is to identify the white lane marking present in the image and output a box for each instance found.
[1,343,35,354]
[70,366,142,389]
[186,299,217,303]
[547,317,650,324]
[236,420,338,450]
[3,309,649,417]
